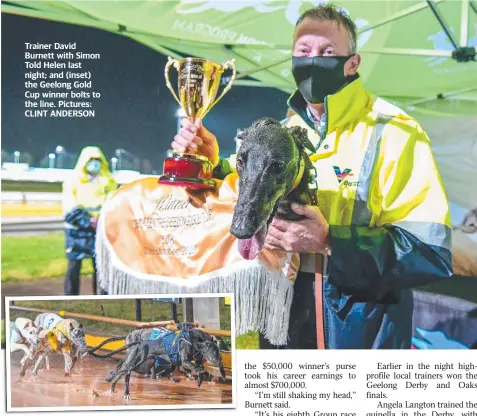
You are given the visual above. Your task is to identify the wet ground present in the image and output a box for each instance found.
[9,351,233,408]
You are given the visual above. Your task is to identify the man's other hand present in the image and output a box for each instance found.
[171,118,219,167]
[264,203,331,255]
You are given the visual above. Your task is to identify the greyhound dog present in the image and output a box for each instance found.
[10,317,41,368]
[34,312,88,358]
[230,117,316,259]
[88,327,179,381]
[88,324,221,382]
[92,327,225,401]
[24,313,88,377]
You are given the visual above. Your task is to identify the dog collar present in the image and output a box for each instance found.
[291,156,305,191]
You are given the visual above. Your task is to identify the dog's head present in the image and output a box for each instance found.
[67,321,88,354]
[177,322,197,331]
[195,339,226,378]
[24,325,41,351]
[230,117,313,260]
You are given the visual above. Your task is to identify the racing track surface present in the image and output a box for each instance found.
[9,351,233,408]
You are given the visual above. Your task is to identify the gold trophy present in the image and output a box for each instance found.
[159,57,236,189]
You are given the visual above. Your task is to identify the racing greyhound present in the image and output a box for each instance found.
[94,327,226,401]
[25,313,87,377]
[34,312,88,359]
[87,323,216,381]
[10,317,41,371]
[88,327,179,381]
[230,117,316,259]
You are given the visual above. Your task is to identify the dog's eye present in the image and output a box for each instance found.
[236,158,244,169]
[270,162,285,172]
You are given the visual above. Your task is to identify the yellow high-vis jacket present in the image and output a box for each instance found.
[62,146,118,217]
[225,76,453,349]
[62,146,118,260]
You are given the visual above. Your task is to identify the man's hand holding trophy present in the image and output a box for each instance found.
[160,57,236,189]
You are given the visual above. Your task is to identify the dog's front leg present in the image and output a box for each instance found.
[14,343,34,362]
[71,344,80,366]
[19,357,33,381]
[180,347,203,376]
[110,371,124,393]
[32,353,46,376]
[75,346,83,364]
[180,360,198,373]
[63,350,73,376]
[165,365,181,383]
[124,372,131,402]
[108,362,129,393]
[181,360,205,387]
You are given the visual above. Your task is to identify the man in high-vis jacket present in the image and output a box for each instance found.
[172,5,453,349]
[62,146,118,295]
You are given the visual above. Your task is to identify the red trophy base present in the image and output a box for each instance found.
[158,153,215,190]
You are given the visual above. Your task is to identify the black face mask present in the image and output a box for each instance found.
[292,55,354,104]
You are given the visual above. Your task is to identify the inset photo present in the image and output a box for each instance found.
[6,294,234,411]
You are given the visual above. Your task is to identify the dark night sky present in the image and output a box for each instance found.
[1,12,289,170]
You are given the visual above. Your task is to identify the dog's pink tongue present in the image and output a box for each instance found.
[238,224,267,260]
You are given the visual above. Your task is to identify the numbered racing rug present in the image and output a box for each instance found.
[96,173,299,345]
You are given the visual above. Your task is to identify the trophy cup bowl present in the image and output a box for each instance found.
[159,57,236,190]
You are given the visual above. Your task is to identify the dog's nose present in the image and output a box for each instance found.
[230,223,256,239]
[231,209,258,239]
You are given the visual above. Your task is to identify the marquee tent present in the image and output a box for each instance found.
[3,0,476,111]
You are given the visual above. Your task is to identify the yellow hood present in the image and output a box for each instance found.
[62,146,118,214]
[74,146,111,183]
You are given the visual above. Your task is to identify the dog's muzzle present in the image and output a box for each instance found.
[75,339,88,353]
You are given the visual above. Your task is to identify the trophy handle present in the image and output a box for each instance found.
[164,56,182,106]
[212,59,236,108]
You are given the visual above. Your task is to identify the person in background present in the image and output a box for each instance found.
[171,4,453,349]
[62,146,118,295]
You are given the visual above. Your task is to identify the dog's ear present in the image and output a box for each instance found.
[69,322,74,331]
[288,126,315,153]
[238,117,283,144]
[236,129,246,141]
[458,210,477,233]
[79,323,83,329]
[250,117,282,129]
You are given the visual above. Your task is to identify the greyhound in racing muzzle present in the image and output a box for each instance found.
[10,317,41,379]
[22,313,88,378]
[90,326,226,402]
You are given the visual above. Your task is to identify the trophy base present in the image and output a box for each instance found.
[158,175,215,190]
[159,153,215,190]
